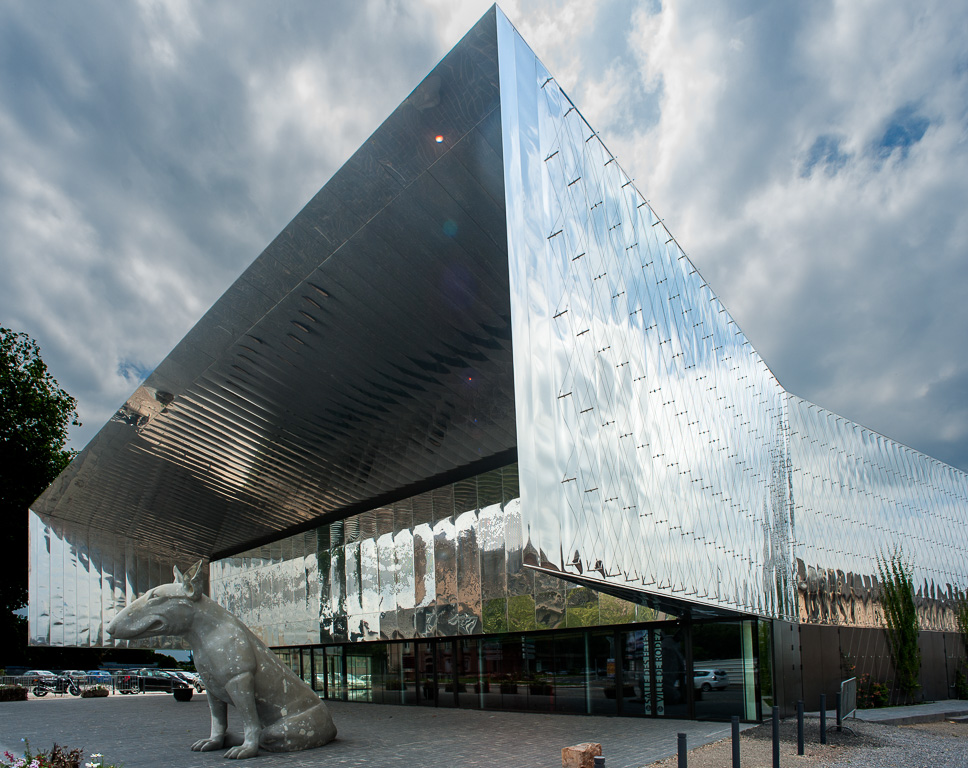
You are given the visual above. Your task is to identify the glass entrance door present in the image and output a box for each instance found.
[621,629,654,716]
[416,642,437,706]
[324,650,343,700]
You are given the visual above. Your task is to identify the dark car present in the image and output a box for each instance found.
[169,670,205,691]
[117,669,193,697]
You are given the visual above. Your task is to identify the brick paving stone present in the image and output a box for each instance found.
[0,693,740,768]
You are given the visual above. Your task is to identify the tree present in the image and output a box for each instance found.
[956,594,968,699]
[0,326,80,663]
[877,549,921,703]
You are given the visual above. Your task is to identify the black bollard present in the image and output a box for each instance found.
[731,715,740,768]
[797,699,804,756]
[772,706,780,768]
[678,732,687,768]
[820,693,827,745]
[593,757,605,768]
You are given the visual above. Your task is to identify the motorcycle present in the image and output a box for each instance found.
[32,675,80,697]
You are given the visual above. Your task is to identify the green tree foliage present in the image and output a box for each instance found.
[876,549,921,702]
[0,327,80,663]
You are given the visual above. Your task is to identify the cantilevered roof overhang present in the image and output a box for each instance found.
[525,565,756,621]
[32,7,516,563]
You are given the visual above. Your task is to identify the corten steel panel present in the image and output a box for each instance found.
[918,631,949,700]
[944,632,968,695]
[797,624,826,707]
[799,624,860,708]
[772,620,803,717]
[839,626,896,699]
[30,7,514,578]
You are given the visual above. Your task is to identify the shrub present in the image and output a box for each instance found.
[955,669,968,700]
[81,686,109,698]
[0,686,27,702]
[855,673,892,709]
[877,550,921,702]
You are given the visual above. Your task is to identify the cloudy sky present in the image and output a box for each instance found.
[3,0,968,473]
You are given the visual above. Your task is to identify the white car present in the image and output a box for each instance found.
[22,670,57,682]
[694,669,729,691]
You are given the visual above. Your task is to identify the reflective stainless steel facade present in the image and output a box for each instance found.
[28,5,968,666]
[497,14,796,622]
[789,395,968,630]
[210,464,662,646]
[27,511,191,650]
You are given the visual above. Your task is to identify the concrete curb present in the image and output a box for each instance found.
[854,709,968,726]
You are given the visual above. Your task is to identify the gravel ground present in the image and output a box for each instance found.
[645,718,968,768]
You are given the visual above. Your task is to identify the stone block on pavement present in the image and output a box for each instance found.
[562,742,602,768]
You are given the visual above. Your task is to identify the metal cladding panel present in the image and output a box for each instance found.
[210,463,667,647]
[30,7,514,568]
[789,395,968,630]
[28,511,193,649]
[497,13,796,620]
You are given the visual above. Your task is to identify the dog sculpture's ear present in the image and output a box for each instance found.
[174,560,206,601]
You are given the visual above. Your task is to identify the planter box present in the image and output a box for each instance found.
[0,685,27,702]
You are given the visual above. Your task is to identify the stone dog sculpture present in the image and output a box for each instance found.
[106,561,336,759]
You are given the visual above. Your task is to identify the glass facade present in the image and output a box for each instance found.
[268,620,759,721]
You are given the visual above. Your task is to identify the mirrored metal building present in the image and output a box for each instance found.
[29,6,968,720]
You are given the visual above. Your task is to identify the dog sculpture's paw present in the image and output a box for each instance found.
[191,737,224,752]
[223,744,259,760]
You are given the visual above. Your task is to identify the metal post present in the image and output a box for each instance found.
[820,693,827,744]
[836,691,843,731]
[731,715,740,768]
[797,700,804,755]
[678,732,687,768]
[593,757,605,768]
[772,705,780,768]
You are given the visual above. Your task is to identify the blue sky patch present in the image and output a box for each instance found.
[801,134,850,177]
[874,104,930,160]
[118,359,153,383]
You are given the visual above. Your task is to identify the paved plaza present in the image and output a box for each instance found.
[5,692,965,768]
[0,694,739,768]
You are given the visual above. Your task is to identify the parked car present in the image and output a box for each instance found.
[21,670,57,682]
[85,670,113,683]
[694,669,729,691]
[116,668,193,696]
[168,670,205,691]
